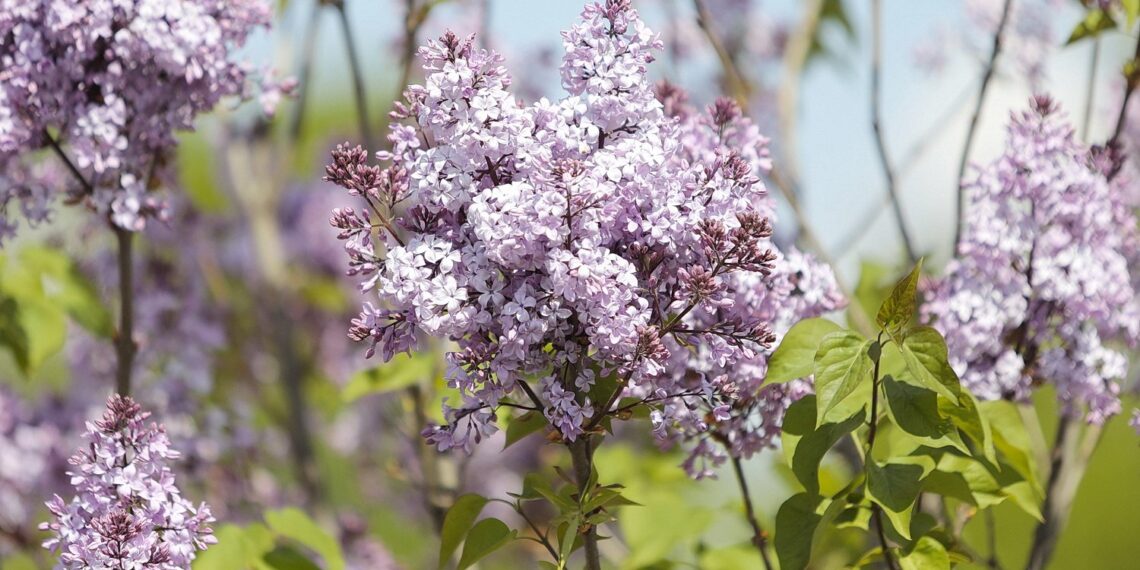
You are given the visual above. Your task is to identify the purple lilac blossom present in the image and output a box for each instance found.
[650,88,845,477]
[0,0,271,238]
[40,395,216,569]
[327,0,842,477]
[924,95,1140,425]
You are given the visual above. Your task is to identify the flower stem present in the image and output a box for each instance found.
[114,227,136,396]
[1025,418,1104,570]
[569,437,601,570]
[333,0,375,150]
[867,336,900,570]
[730,456,774,570]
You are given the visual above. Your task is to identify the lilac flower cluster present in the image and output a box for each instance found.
[327,1,843,477]
[651,86,844,477]
[924,96,1140,424]
[0,0,271,240]
[41,395,216,569]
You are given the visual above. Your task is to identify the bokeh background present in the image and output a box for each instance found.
[2,1,1138,568]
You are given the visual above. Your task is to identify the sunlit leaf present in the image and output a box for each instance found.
[813,331,872,424]
[343,351,436,402]
[876,260,922,338]
[439,494,489,569]
[1066,8,1117,45]
[767,317,842,383]
[264,508,345,570]
[866,457,934,540]
[456,518,515,570]
[774,493,824,570]
[899,536,949,570]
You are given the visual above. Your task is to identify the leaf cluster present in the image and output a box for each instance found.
[768,262,1043,569]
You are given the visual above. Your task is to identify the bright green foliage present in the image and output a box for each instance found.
[457,519,516,570]
[1067,8,1118,44]
[193,509,343,570]
[812,331,873,424]
[767,317,842,383]
[770,262,1042,570]
[438,494,490,569]
[0,246,110,376]
[342,351,437,402]
[264,508,346,570]
[875,259,921,339]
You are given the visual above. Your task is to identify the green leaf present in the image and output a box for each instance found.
[1125,0,1140,25]
[13,294,67,375]
[923,452,1004,509]
[457,518,515,570]
[940,389,996,465]
[438,494,489,569]
[882,376,965,453]
[899,327,959,400]
[782,395,866,496]
[867,457,934,540]
[774,493,823,570]
[876,260,922,337]
[980,400,1039,490]
[194,524,276,570]
[1066,8,1117,45]
[504,411,547,449]
[177,133,230,213]
[262,546,322,570]
[264,508,345,570]
[813,331,873,424]
[767,318,842,383]
[343,351,436,402]
[899,536,950,570]
[18,247,111,337]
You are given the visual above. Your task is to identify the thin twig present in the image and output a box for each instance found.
[569,437,601,570]
[1081,39,1101,142]
[1025,417,1076,570]
[693,0,752,108]
[870,0,917,263]
[985,509,1001,569]
[730,456,774,570]
[42,131,137,395]
[333,0,375,150]
[1109,33,1140,146]
[288,0,323,143]
[953,0,1013,250]
[867,334,900,570]
[775,0,822,195]
[831,81,977,260]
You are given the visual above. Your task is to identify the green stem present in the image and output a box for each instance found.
[569,437,601,570]
[867,335,900,570]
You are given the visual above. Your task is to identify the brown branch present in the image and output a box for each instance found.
[114,227,136,396]
[954,0,1013,250]
[1109,33,1140,147]
[731,456,775,570]
[333,0,375,150]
